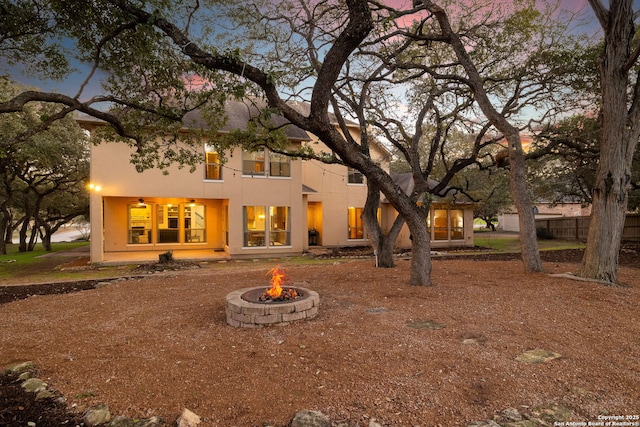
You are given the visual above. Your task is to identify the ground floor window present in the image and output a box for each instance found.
[450,209,464,239]
[129,202,152,244]
[243,205,291,247]
[184,203,206,243]
[244,206,266,246]
[270,206,290,246]
[128,202,206,245]
[431,208,464,241]
[158,204,180,243]
[348,207,365,239]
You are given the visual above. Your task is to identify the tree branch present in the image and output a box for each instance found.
[587,0,609,30]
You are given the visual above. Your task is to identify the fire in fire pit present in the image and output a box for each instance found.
[227,266,320,327]
[260,266,300,302]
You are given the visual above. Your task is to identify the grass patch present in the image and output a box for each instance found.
[0,241,132,284]
[0,242,86,282]
[1,241,88,258]
[0,241,88,270]
[473,235,520,252]
[474,234,585,253]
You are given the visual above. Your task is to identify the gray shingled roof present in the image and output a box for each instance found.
[75,99,311,141]
[182,99,311,141]
[390,172,448,197]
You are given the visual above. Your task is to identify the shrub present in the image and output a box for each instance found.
[158,251,174,263]
[536,227,554,240]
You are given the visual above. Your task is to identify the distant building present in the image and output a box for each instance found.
[498,202,592,232]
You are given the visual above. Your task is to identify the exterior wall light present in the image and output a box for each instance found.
[88,183,102,192]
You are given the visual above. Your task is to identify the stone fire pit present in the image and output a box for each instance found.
[226,286,320,328]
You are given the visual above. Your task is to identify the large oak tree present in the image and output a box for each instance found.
[579,0,640,284]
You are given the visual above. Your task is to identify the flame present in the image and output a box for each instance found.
[266,266,287,298]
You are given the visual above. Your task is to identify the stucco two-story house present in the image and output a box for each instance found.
[79,100,473,264]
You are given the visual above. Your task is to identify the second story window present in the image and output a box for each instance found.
[205,151,222,180]
[242,150,266,176]
[269,152,291,177]
[348,167,364,184]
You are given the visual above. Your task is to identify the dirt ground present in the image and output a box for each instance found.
[1,249,639,426]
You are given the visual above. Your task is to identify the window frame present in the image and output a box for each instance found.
[268,151,291,178]
[157,204,180,243]
[243,205,292,248]
[347,206,365,240]
[243,205,267,247]
[127,202,208,246]
[128,203,153,245]
[184,203,207,243]
[347,167,364,185]
[429,207,465,241]
[204,150,223,180]
[242,150,267,177]
[269,206,291,246]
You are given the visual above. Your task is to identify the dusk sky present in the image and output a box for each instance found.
[4,0,635,98]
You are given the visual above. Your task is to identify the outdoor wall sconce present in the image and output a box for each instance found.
[87,183,102,192]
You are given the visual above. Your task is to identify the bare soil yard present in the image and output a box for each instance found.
[1,250,639,426]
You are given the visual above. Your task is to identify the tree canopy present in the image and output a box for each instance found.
[0,78,89,254]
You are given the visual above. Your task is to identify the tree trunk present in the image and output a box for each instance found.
[0,209,9,255]
[375,234,395,267]
[579,0,637,284]
[362,182,407,268]
[506,132,543,273]
[3,223,11,244]
[579,181,628,284]
[38,226,52,251]
[42,235,52,251]
[362,182,394,268]
[27,225,38,251]
[404,204,432,286]
[18,219,28,252]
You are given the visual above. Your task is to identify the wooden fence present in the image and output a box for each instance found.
[535,214,640,241]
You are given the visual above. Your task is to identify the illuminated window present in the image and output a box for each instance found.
[128,203,152,244]
[184,203,206,243]
[450,209,464,240]
[242,150,266,176]
[244,206,266,246]
[433,209,448,240]
[205,151,222,180]
[269,152,291,177]
[243,206,291,247]
[270,206,290,246]
[431,208,464,241]
[157,204,180,243]
[128,201,208,245]
[348,207,365,239]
